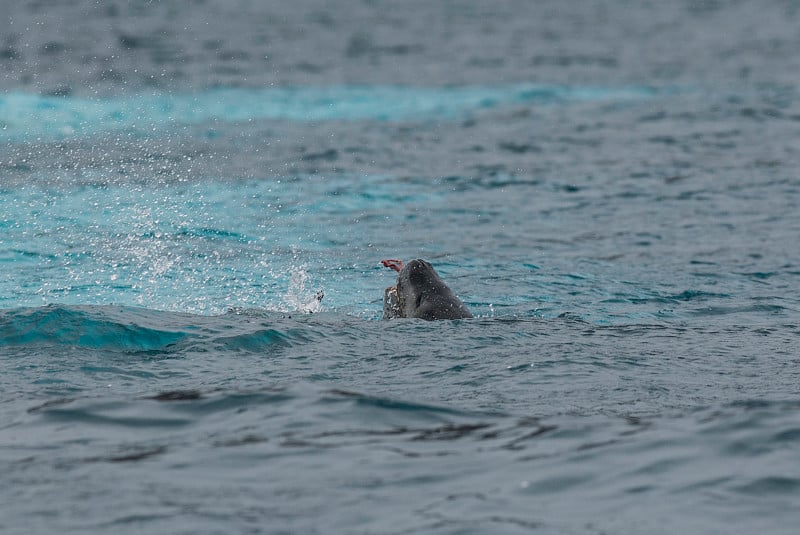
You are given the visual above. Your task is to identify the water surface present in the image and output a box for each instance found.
[2,1,800,533]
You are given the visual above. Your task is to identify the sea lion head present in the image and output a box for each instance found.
[395,259,472,320]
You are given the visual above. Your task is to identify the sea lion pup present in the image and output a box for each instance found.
[381,259,472,320]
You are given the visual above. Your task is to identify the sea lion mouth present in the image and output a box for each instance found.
[395,286,406,309]
[395,279,408,309]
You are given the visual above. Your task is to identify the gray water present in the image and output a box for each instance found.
[2,1,800,533]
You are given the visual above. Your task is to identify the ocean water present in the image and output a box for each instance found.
[2,1,800,533]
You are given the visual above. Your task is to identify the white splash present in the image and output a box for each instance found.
[282,264,324,314]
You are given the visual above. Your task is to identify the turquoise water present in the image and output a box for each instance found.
[0,85,656,141]
[3,1,800,533]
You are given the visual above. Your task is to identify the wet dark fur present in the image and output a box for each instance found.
[384,259,472,320]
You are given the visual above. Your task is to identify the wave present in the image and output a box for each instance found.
[0,304,317,354]
[0,84,658,141]
[0,305,188,352]
[24,384,800,479]
[25,384,518,448]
